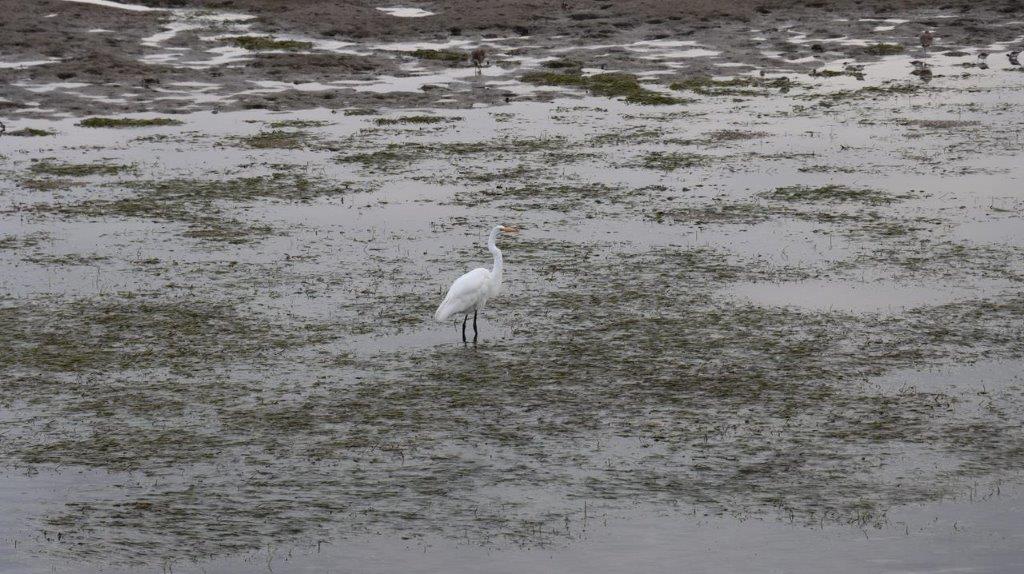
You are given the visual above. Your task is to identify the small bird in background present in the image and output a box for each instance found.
[920,30,934,50]
[471,47,487,72]
[978,51,989,69]
[1009,50,1021,66]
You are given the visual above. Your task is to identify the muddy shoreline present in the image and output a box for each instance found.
[2,0,1021,117]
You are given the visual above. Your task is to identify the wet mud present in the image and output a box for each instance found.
[2,0,1024,572]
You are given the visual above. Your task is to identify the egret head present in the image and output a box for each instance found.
[499,225,519,234]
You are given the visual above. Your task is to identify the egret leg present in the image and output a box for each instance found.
[462,314,468,343]
[473,311,478,343]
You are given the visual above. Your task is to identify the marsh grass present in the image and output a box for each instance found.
[7,127,55,136]
[78,117,183,128]
[670,76,791,96]
[640,151,710,171]
[336,137,568,172]
[410,49,465,62]
[374,115,459,126]
[29,161,132,177]
[23,174,354,243]
[763,185,909,205]
[234,129,314,149]
[865,43,905,56]
[228,36,313,51]
[521,71,682,105]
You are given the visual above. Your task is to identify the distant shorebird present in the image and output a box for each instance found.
[920,30,934,49]
[470,47,487,71]
[1009,50,1021,66]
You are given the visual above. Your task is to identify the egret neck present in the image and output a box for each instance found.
[488,225,504,294]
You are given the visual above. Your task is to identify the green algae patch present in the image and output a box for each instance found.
[234,129,313,149]
[374,115,458,126]
[763,185,908,205]
[650,201,788,225]
[641,151,710,171]
[24,174,353,243]
[410,49,465,62]
[0,297,307,374]
[452,182,627,211]
[865,43,905,56]
[29,160,131,177]
[813,83,924,103]
[228,36,313,51]
[899,119,980,130]
[542,58,583,70]
[703,129,770,143]
[521,71,681,105]
[266,119,330,129]
[7,127,55,137]
[78,117,183,128]
[670,76,791,96]
[336,137,567,172]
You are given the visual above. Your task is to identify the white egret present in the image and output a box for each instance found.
[434,225,518,343]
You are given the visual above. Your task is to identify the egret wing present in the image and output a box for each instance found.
[434,268,491,321]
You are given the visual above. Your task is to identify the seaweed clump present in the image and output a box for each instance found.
[670,76,791,96]
[374,115,456,126]
[865,43,905,56]
[78,117,183,128]
[228,36,313,51]
[521,71,681,105]
[762,184,907,205]
[7,127,55,136]
[29,161,130,177]
[410,49,465,62]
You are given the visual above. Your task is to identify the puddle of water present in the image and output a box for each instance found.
[0,59,61,69]
[7,483,1019,574]
[376,7,436,17]
[722,278,1010,313]
[11,82,91,93]
[870,358,1024,394]
[61,0,160,11]
[639,48,721,60]
[859,18,910,24]
[952,218,1024,246]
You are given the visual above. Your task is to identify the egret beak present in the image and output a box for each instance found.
[499,225,520,234]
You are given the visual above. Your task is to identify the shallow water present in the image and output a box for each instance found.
[2,3,1024,572]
